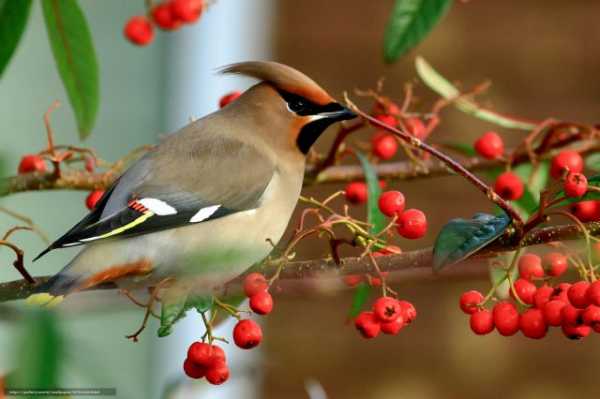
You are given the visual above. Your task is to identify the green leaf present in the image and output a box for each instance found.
[346,152,382,319]
[6,309,63,389]
[586,153,600,172]
[356,151,386,235]
[383,0,452,63]
[42,0,99,139]
[415,56,537,130]
[433,212,511,270]
[0,0,32,78]
[348,282,370,318]
[512,162,550,219]
[158,293,213,337]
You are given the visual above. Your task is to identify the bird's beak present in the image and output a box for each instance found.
[317,103,357,122]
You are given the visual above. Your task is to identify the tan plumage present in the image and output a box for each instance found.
[29,61,355,303]
[220,61,334,105]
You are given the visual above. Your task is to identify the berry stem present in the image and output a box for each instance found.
[344,98,525,231]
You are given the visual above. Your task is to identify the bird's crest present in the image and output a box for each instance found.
[219,61,334,105]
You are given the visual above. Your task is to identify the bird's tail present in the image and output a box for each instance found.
[26,272,81,307]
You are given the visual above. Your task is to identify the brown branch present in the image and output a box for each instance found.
[4,139,598,197]
[0,221,597,303]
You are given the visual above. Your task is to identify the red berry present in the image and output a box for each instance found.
[562,324,591,340]
[380,316,405,335]
[386,103,401,116]
[551,150,584,179]
[233,319,262,349]
[345,182,368,205]
[343,274,362,287]
[543,252,568,277]
[582,304,600,328]
[520,309,547,339]
[372,134,398,160]
[85,190,104,210]
[570,200,600,222]
[397,209,427,239]
[152,3,182,30]
[205,360,229,385]
[586,281,600,306]
[378,191,406,217]
[564,172,588,198]
[568,281,590,309]
[183,358,206,379]
[459,290,484,315]
[368,275,384,287]
[372,297,401,322]
[561,304,584,326]
[494,171,524,200]
[187,342,225,368]
[354,311,381,338]
[84,156,95,172]
[470,309,494,335]
[518,253,544,281]
[398,300,417,324]
[543,300,566,326]
[513,278,537,305]
[170,0,204,23]
[474,131,504,160]
[533,284,554,309]
[551,283,571,302]
[243,273,268,297]
[123,16,154,46]
[219,91,241,108]
[249,291,273,315]
[404,117,426,139]
[492,301,520,336]
[372,114,396,128]
[18,154,46,174]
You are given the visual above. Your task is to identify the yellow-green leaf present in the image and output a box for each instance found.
[42,0,99,139]
[415,56,537,131]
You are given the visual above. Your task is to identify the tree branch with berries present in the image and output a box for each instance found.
[2,0,600,391]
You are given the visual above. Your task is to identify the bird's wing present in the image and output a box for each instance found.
[35,131,275,260]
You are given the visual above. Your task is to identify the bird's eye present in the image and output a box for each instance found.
[288,98,306,113]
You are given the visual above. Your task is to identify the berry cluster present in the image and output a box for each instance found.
[355,296,417,338]
[369,111,426,161]
[344,187,427,240]
[473,132,591,205]
[184,342,229,384]
[124,0,204,46]
[462,251,600,340]
[183,273,271,383]
[17,152,105,211]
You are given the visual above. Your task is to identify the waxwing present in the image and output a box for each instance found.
[28,61,356,304]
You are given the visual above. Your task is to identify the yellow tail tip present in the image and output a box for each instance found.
[25,293,64,308]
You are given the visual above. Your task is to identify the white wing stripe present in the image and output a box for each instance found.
[190,205,221,223]
[138,198,177,215]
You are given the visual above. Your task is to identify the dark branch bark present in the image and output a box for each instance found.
[3,140,597,196]
[1,221,597,303]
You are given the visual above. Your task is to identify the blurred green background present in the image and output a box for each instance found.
[1,1,600,398]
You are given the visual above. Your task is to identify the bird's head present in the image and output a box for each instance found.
[219,61,357,155]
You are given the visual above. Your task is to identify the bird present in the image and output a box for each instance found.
[28,61,356,306]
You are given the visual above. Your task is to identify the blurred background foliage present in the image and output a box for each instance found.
[1,1,600,398]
